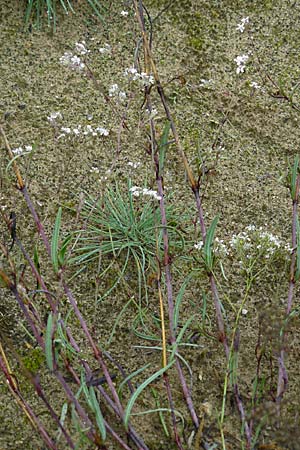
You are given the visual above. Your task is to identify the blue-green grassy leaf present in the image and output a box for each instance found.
[51,207,62,273]
[89,386,106,441]
[174,274,193,329]
[86,0,105,21]
[56,402,68,443]
[203,215,219,271]
[45,313,54,371]
[81,370,94,410]
[117,363,151,397]
[58,235,72,267]
[124,359,175,430]
[291,156,299,200]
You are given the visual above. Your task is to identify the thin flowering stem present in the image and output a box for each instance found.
[62,282,124,416]
[276,172,300,407]
[135,0,200,431]
[163,373,185,450]
[29,375,76,449]
[0,127,152,449]
[0,355,58,450]
[133,1,253,443]
[1,126,124,417]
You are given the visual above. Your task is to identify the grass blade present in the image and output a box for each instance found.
[51,207,62,273]
[291,155,299,200]
[45,313,54,371]
[124,359,175,430]
[89,386,106,441]
[203,215,219,272]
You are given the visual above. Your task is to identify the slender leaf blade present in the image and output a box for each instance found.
[51,207,62,273]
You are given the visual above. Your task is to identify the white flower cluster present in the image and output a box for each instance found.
[124,67,155,86]
[60,41,89,71]
[146,107,158,119]
[108,83,127,101]
[236,17,249,33]
[129,186,162,201]
[12,145,33,156]
[199,78,213,87]
[234,54,249,74]
[229,225,292,259]
[90,166,100,174]
[120,10,129,17]
[194,241,203,250]
[60,52,85,71]
[250,81,261,90]
[0,195,7,211]
[99,43,111,55]
[58,124,109,139]
[47,112,63,123]
[127,161,141,169]
[194,237,229,256]
[75,41,90,55]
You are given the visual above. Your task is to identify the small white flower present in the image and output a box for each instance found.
[12,145,33,155]
[236,17,249,33]
[47,112,62,123]
[194,241,204,251]
[124,67,139,80]
[75,41,90,55]
[124,67,154,86]
[60,52,85,71]
[99,43,111,55]
[127,161,141,169]
[234,54,249,74]
[250,81,261,89]
[108,83,127,102]
[109,84,119,96]
[129,186,161,200]
[12,147,24,155]
[118,91,127,101]
[146,108,158,119]
[61,127,71,134]
[95,127,109,136]
[121,10,129,16]
[242,309,248,315]
[199,79,212,87]
[90,166,100,174]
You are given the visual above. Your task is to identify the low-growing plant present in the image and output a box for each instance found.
[24,0,106,31]
[70,180,186,303]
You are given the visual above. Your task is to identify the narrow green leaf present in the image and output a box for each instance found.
[291,156,299,200]
[203,216,219,271]
[45,313,54,371]
[58,235,72,267]
[51,207,62,273]
[81,370,94,410]
[117,363,151,397]
[24,0,34,27]
[56,402,68,442]
[173,274,193,329]
[124,360,175,430]
[86,0,105,21]
[89,386,106,441]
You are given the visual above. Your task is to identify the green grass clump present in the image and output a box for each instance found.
[24,0,106,31]
[70,180,185,302]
